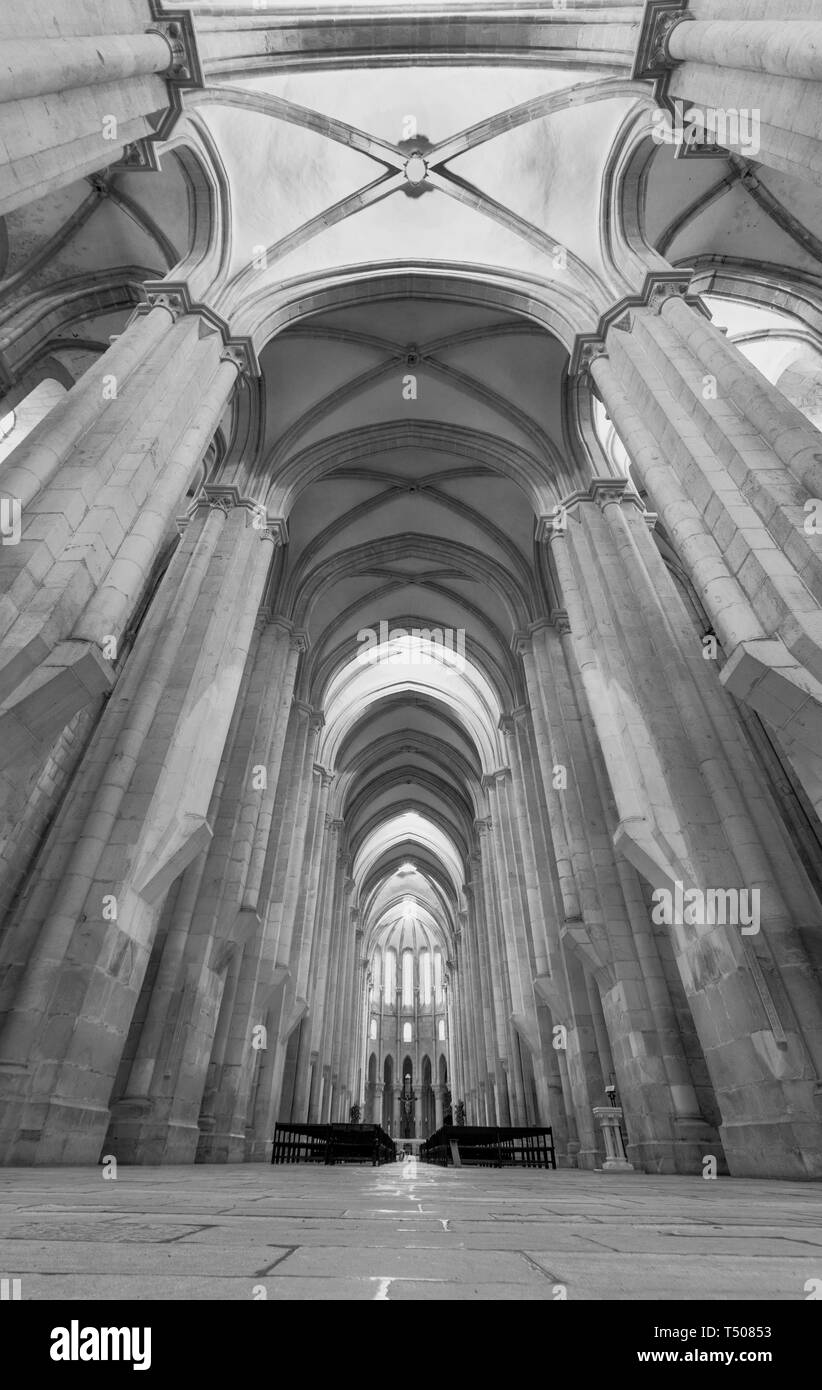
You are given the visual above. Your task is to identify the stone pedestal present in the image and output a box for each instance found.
[593,1107,634,1172]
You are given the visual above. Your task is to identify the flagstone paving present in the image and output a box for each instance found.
[0,1158,820,1300]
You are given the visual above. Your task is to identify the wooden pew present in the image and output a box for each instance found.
[272,1122,396,1166]
[420,1125,556,1169]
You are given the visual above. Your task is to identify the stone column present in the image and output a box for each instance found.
[0,296,249,766]
[633,5,822,184]
[587,287,822,818]
[196,632,306,1160]
[485,760,538,1041]
[0,32,174,105]
[0,9,202,216]
[457,897,486,1115]
[338,926,364,1111]
[302,820,344,1123]
[372,1081,384,1126]
[270,712,324,972]
[467,873,499,1125]
[517,621,635,1165]
[433,1083,445,1131]
[111,616,265,1164]
[502,707,579,1148]
[544,478,822,1177]
[0,492,278,1163]
[243,705,321,1154]
[318,870,353,1122]
[293,771,334,1002]
[446,961,465,1114]
[313,846,349,1121]
[329,905,357,1117]
[355,956,372,1117]
[668,18,822,82]
[474,824,513,1123]
[265,765,332,1126]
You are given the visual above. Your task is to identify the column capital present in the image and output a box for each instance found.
[292,698,318,720]
[513,617,560,653]
[631,1,690,82]
[268,614,301,642]
[147,5,204,87]
[179,486,287,544]
[139,279,261,378]
[569,270,705,379]
[481,769,509,790]
[536,478,654,542]
[110,139,162,175]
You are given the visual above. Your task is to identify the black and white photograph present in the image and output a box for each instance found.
[0,0,820,1358]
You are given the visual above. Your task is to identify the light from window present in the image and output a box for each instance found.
[438,1019,445,1041]
[384,949,395,999]
[434,950,443,1004]
[421,950,431,1005]
[370,1017,377,1040]
[403,1022,412,1043]
[373,947,381,995]
[402,950,413,1006]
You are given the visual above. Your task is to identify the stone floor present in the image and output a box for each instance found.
[0,1158,820,1300]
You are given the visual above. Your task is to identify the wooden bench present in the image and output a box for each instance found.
[272,1122,396,1166]
[420,1125,556,1169]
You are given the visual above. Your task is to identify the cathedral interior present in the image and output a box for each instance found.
[0,0,822,1305]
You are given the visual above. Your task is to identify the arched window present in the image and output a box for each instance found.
[402,950,414,1006]
[369,1017,377,1040]
[421,950,431,1005]
[384,949,395,999]
[434,950,443,1005]
[372,947,382,998]
[438,1019,445,1041]
[403,1022,412,1043]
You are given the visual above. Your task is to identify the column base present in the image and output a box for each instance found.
[106,1101,202,1164]
[0,1094,110,1165]
[572,1145,601,1171]
[719,1117,822,1179]
[244,1136,273,1163]
[195,1127,248,1163]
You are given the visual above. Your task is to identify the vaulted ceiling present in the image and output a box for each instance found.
[3,18,822,959]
